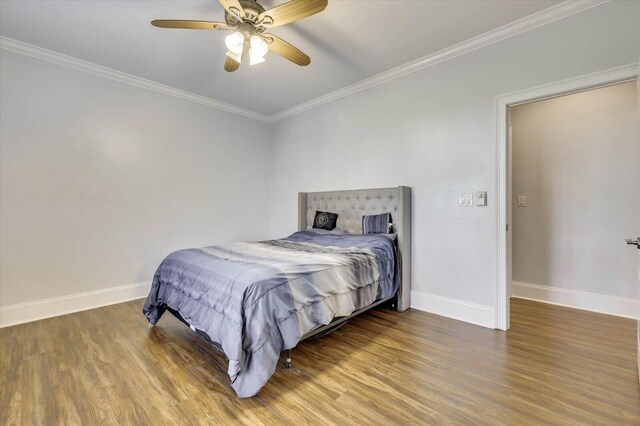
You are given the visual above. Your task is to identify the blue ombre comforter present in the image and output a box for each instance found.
[143,231,398,397]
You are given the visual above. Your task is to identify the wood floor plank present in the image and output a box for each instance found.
[0,298,638,425]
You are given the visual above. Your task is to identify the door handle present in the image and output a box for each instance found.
[625,238,639,249]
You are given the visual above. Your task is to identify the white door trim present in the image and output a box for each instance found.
[495,63,638,330]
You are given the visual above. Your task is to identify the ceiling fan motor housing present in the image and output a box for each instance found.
[225,0,265,26]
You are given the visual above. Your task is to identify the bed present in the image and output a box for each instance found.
[143,186,412,397]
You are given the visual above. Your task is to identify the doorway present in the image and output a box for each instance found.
[495,65,638,330]
[510,80,638,320]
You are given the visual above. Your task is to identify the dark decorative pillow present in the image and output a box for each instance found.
[312,210,338,230]
[362,212,392,234]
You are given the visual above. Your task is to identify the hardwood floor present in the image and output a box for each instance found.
[1,298,638,425]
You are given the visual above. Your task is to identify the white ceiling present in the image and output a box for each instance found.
[0,0,561,115]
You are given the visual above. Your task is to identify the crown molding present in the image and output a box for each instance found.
[267,0,610,123]
[0,0,610,124]
[0,36,270,122]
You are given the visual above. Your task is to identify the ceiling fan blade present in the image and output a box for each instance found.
[264,33,310,66]
[224,40,249,72]
[219,0,245,18]
[151,20,228,30]
[259,0,327,28]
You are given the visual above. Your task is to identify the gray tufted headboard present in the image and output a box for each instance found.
[298,186,411,312]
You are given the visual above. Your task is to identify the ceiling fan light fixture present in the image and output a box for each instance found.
[226,50,242,64]
[249,53,265,66]
[224,31,244,54]
[249,35,268,66]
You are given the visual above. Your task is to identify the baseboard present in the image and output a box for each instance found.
[0,281,151,328]
[511,281,638,319]
[410,290,496,329]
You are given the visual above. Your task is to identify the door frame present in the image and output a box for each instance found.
[494,63,638,331]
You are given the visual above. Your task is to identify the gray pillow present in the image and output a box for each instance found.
[362,212,392,234]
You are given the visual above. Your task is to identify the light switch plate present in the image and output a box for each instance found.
[459,193,474,206]
[476,191,487,206]
[517,195,527,207]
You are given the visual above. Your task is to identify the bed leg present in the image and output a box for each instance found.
[284,349,293,369]
[389,293,399,311]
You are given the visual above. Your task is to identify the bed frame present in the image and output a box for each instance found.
[285,186,412,367]
[159,186,412,371]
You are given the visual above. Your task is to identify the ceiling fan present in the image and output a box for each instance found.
[151,0,328,72]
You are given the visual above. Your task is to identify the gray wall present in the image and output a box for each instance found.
[0,50,272,306]
[268,1,640,308]
[511,81,639,299]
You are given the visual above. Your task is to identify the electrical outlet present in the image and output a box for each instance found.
[459,193,474,206]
